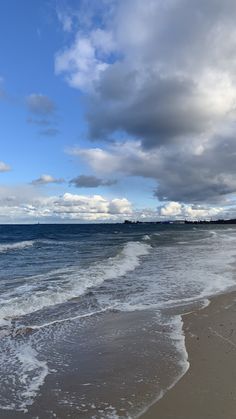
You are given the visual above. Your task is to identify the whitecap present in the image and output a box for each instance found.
[0,241,35,253]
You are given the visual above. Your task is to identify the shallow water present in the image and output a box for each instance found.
[0,224,235,418]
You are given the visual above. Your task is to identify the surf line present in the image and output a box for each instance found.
[21,305,117,333]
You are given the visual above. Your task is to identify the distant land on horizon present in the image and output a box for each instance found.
[124,219,236,225]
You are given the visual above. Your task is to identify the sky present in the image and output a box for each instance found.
[1,0,236,223]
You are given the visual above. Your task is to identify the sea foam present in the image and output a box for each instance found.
[0,339,49,412]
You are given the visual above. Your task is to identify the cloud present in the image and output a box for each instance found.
[57,10,73,32]
[58,0,236,207]
[55,0,236,145]
[69,135,236,205]
[69,174,117,188]
[108,198,131,214]
[158,201,222,219]
[26,94,55,115]
[55,193,132,219]
[87,71,235,148]
[0,187,133,222]
[0,161,11,172]
[68,141,164,177]
[32,174,64,185]
[0,185,231,223]
[55,31,113,91]
[26,95,59,136]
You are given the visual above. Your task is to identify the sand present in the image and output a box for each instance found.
[142,291,236,419]
[2,291,236,419]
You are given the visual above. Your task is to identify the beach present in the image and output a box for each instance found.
[1,224,236,418]
[142,290,236,419]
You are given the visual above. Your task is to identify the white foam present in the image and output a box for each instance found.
[0,341,49,412]
[168,315,189,372]
[143,235,151,241]
[16,345,49,410]
[0,240,35,253]
[29,306,115,331]
[136,315,189,419]
[91,406,123,419]
[200,298,210,309]
[0,241,151,322]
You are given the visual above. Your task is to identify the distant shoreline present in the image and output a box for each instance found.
[124,219,236,225]
[0,220,236,226]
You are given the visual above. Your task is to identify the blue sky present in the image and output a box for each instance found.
[0,0,158,223]
[1,0,236,222]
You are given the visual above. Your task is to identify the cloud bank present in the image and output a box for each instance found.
[0,187,133,223]
[0,185,227,223]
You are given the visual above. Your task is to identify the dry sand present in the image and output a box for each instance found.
[142,291,236,419]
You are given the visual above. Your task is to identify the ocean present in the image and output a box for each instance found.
[0,223,235,418]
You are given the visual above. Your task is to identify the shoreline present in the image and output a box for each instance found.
[141,290,236,419]
[1,290,236,418]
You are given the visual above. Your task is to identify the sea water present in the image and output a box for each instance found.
[0,224,235,418]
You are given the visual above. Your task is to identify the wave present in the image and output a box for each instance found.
[0,241,35,253]
[0,241,151,322]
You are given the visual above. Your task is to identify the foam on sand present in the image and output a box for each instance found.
[136,314,189,419]
[0,339,49,412]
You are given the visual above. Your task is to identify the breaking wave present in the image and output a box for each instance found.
[0,241,151,322]
[0,240,35,253]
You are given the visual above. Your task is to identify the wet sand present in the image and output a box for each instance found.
[142,291,236,419]
[2,291,236,418]
[0,309,181,419]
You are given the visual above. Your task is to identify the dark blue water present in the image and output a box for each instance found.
[0,224,236,418]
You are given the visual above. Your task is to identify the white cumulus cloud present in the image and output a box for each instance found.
[0,187,133,223]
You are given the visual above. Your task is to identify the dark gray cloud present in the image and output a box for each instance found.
[80,0,236,149]
[88,73,213,148]
[70,175,117,188]
[153,135,236,204]
[73,132,236,205]
[26,94,55,115]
